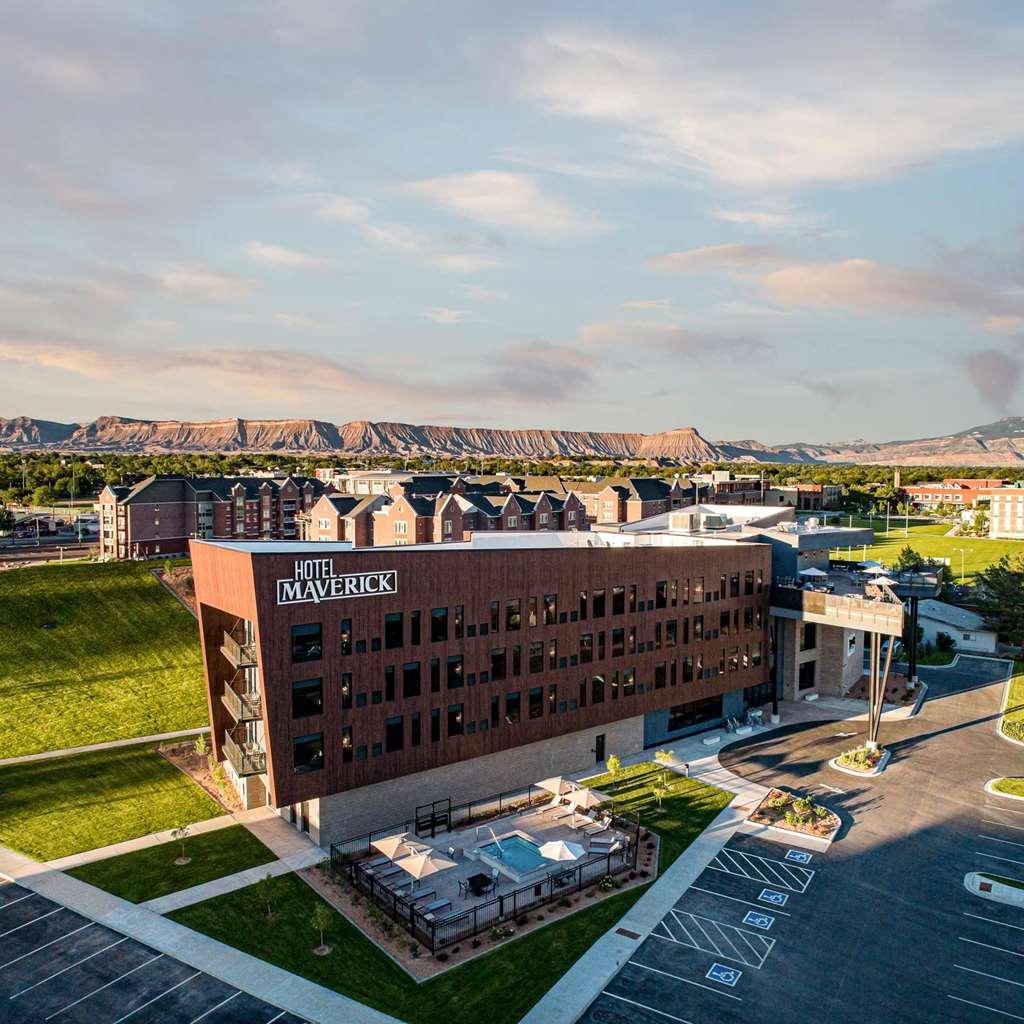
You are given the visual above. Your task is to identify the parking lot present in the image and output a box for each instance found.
[582,662,1024,1024]
[0,882,309,1024]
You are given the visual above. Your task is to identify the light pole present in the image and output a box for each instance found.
[952,547,970,584]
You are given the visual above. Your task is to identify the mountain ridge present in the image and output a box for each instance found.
[3,414,1024,466]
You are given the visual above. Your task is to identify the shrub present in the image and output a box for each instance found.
[435,952,449,962]
[793,796,814,814]
[598,875,616,892]
[409,942,419,958]
[558,897,571,908]
[515,914,529,926]
[639,870,649,878]
[784,811,802,827]
[472,938,482,949]
[490,926,514,941]
[767,796,788,810]
[193,733,209,757]
[814,805,829,819]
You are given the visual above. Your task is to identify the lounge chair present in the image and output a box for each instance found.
[583,816,611,837]
[409,889,438,906]
[539,793,565,814]
[365,855,390,869]
[568,813,596,830]
[372,864,405,879]
[589,834,619,850]
[551,807,575,820]
[421,898,451,917]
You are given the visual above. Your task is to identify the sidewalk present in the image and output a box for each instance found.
[0,726,210,767]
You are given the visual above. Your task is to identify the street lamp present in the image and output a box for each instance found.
[952,547,971,584]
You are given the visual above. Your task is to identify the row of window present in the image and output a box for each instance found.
[291,643,765,773]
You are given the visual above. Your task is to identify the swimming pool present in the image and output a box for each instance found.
[477,834,546,876]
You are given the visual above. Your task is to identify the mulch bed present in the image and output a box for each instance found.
[157,567,197,614]
[750,789,840,839]
[847,672,919,704]
[159,741,241,814]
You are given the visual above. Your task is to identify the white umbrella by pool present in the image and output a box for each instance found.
[393,851,457,891]
[862,565,888,575]
[539,840,585,862]
[798,567,829,578]
[536,776,575,796]
[872,576,898,587]
[859,560,882,569]
[371,833,429,861]
[567,787,608,810]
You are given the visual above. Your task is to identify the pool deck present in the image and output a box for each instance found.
[355,805,632,917]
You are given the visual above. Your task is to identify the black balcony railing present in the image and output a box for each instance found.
[222,731,266,776]
[221,679,262,721]
[221,632,257,669]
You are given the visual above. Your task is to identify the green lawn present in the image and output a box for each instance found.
[0,744,223,861]
[1002,665,1024,744]
[67,824,275,903]
[169,764,730,1024]
[992,778,1024,798]
[830,521,1024,584]
[0,560,207,758]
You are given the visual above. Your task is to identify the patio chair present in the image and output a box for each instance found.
[589,834,619,850]
[421,898,451,915]
[373,864,406,879]
[568,813,596,830]
[583,816,611,837]
[539,793,564,814]
[551,807,575,820]
[409,889,437,906]
[366,855,390,869]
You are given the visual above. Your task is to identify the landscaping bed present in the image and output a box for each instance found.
[989,777,1024,799]
[982,872,1024,892]
[156,565,197,615]
[1002,665,1024,744]
[750,788,840,839]
[836,746,886,773]
[67,824,275,903]
[160,739,240,813]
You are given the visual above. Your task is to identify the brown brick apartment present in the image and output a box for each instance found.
[190,533,772,844]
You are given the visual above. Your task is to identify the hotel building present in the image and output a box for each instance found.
[190,532,774,844]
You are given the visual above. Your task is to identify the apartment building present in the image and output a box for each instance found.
[987,484,1024,538]
[763,483,842,511]
[574,477,695,525]
[189,532,772,840]
[300,494,387,546]
[901,478,1007,510]
[97,474,331,559]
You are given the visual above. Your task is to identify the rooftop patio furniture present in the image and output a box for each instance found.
[551,807,575,820]
[409,889,437,906]
[421,898,451,917]
[467,871,493,896]
[371,864,406,879]
[583,816,611,836]
[538,793,566,814]
[568,813,597,830]
[366,855,390,869]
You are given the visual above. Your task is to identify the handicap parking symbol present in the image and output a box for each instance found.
[785,849,812,864]
[706,963,742,987]
[743,910,775,930]
[758,888,789,906]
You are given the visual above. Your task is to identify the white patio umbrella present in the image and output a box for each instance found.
[862,565,888,575]
[798,567,828,578]
[858,560,883,569]
[538,840,585,862]
[536,776,575,796]
[393,851,457,891]
[872,576,898,587]
[567,787,608,810]
[371,833,429,861]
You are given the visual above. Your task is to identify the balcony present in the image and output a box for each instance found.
[222,731,266,777]
[221,632,257,669]
[771,571,905,635]
[221,678,262,721]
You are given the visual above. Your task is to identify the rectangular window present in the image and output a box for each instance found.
[612,628,625,658]
[528,597,538,627]
[730,573,740,598]
[506,599,521,631]
[655,662,666,688]
[384,612,403,649]
[757,569,764,593]
[612,586,625,615]
[548,683,558,713]
[431,607,448,642]
[491,648,507,681]
[593,589,606,618]
[293,732,324,774]
[342,726,353,763]
[628,626,637,655]
[623,667,636,696]
[447,655,464,688]
[431,708,441,742]
[666,620,677,648]
[580,633,594,664]
[529,640,544,673]
[292,677,323,718]
[543,594,557,625]
[694,615,704,642]
[340,618,352,656]
[548,638,558,670]
[655,580,668,609]
[410,610,421,645]
[799,660,816,690]
[529,686,543,719]
[744,570,755,596]
[291,623,322,663]
[801,622,817,651]
[402,661,421,698]
[628,585,638,613]
[411,712,421,747]
[454,605,464,639]
[490,601,500,633]
[591,674,605,703]
[512,644,522,676]
[598,630,606,660]
[385,716,404,753]
[341,672,353,710]
[490,695,500,728]
[682,655,694,682]
[430,657,440,692]
[667,695,722,732]
[384,665,395,701]
[671,580,678,607]
[681,579,690,605]
[610,670,620,700]
[720,610,730,637]
[505,691,521,723]
[728,647,740,672]
[744,606,753,632]
[694,577,704,603]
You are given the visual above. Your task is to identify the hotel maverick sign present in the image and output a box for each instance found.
[276,559,397,606]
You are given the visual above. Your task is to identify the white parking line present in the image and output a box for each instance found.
[0,908,62,939]
[955,964,1024,988]
[979,835,1024,850]
[708,849,812,892]
[43,953,163,1020]
[986,805,1024,816]
[652,910,774,968]
[959,936,1024,959]
[687,885,792,917]
[976,851,1024,868]
[111,971,202,1023]
[983,818,1024,830]
[0,893,36,912]
[601,990,696,1024]
[188,990,240,1023]
[964,912,1024,933]
[627,960,743,1002]
[10,937,128,998]
[265,1013,287,1023]
[948,994,1024,1020]
[0,922,94,970]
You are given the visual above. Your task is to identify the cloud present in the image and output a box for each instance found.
[578,320,770,361]
[621,298,674,312]
[156,264,252,301]
[244,241,327,269]
[511,18,1024,189]
[470,341,598,402]
[461,284,508,302]
[965,349,1021,412]
[984,315,1024,334]
[402,170,607,239]
[312,193,372,224]
[652,243,785,273]
[423,307,466,324]
[759,258,1012,316]
[273,313,321,329]
[709,202,822,234]
[429,254,501,274]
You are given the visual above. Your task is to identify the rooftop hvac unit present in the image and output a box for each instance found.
[700,514,729,530]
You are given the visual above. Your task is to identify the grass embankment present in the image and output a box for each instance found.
[68,824,275,903]
[0,560,207,757]
[0,744,222,861]
[982,873,1024,892]
[992,778,1024,798]
[170,763,730,1024]
[1001,665,1024,744]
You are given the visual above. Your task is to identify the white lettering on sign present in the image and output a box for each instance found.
[276,561,397,605]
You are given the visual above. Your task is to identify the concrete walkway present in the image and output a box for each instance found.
[0,726,210,766]
[0,854,401,1024]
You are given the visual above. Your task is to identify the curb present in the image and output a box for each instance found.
[964,871,1024,909]
[998,667,1024,749]
[984,779,1024,802]
[734,818,835,851]
[828,748,891,778]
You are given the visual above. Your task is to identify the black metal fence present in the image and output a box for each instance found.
[332,824,638,953]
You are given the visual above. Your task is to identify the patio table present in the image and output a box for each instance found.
[467,872,492,895]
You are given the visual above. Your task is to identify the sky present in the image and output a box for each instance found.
[3,0,1024,444]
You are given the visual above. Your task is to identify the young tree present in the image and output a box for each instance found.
[171,823,191,865]
[605,754,621,791]
[311,901,333,954]
[653,749,675,767]
[976,554,1024,645]
[651,774,670,808]
[255,873,276,919]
